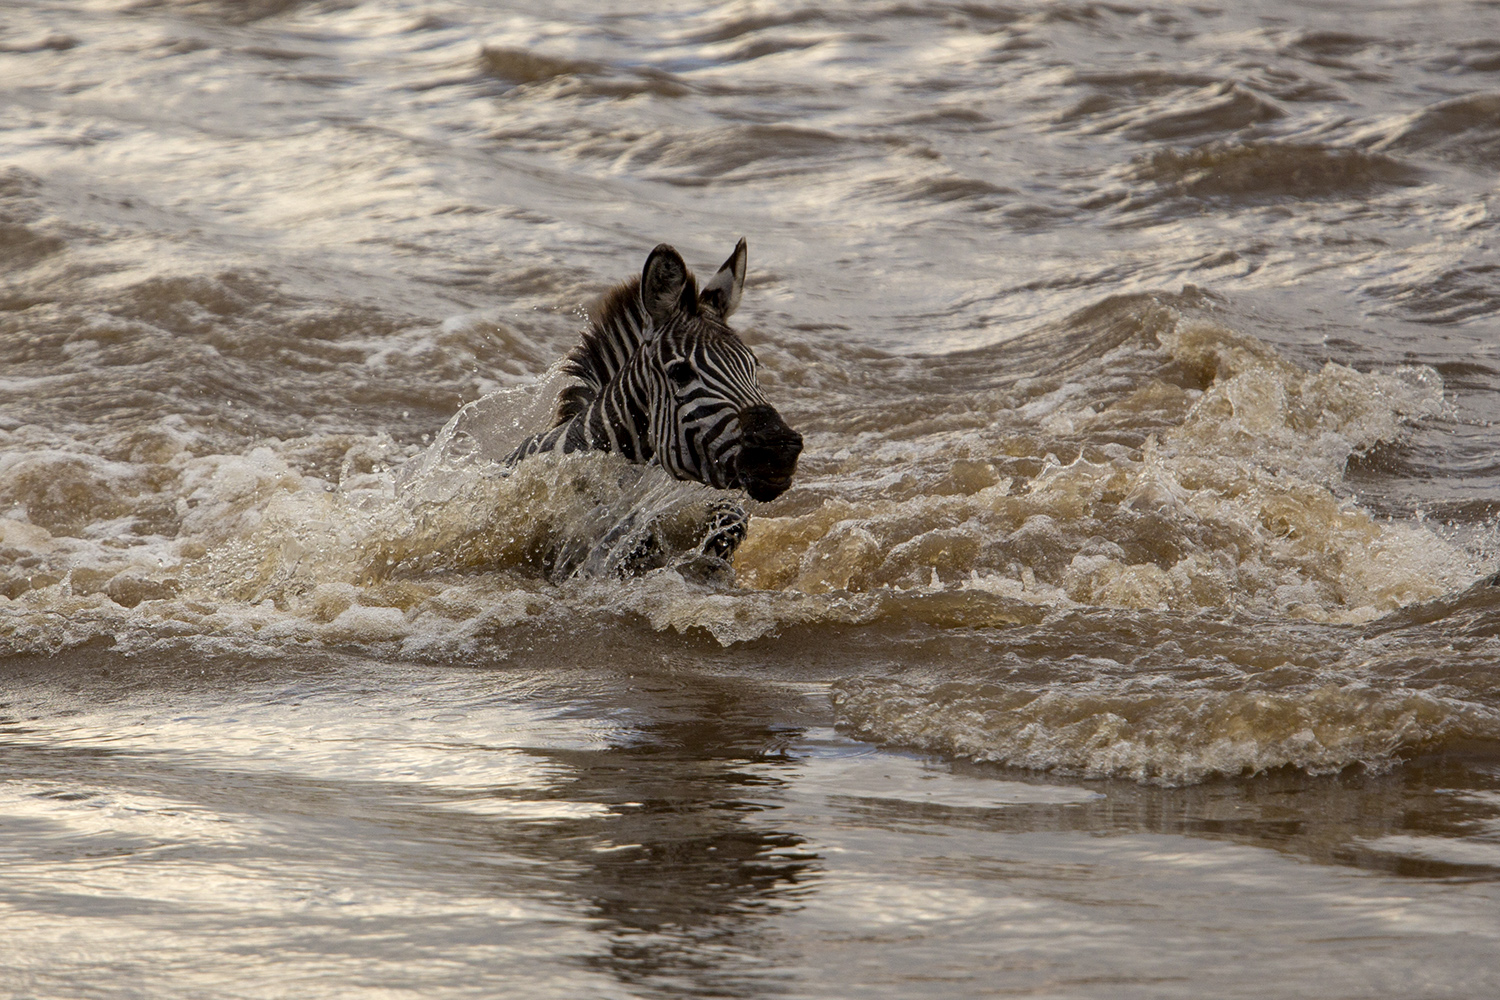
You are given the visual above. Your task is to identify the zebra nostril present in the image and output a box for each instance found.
[736,405,802,500]
[740,405,801,449]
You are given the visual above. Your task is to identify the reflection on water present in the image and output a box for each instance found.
[549,709,819,998]
[0,655,827,999]
[3,653,1500,999]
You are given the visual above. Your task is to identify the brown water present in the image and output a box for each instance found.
[4,0,1500,996]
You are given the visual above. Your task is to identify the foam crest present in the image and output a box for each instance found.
[191,442,737,635]
[833,675,1500,785]
[1162,321,1448,482]
[736,317,1470,622]
[0,378,744,657]
[396,366,569,501]
[0,308,1480,663]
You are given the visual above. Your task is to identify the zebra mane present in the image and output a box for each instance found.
[554,272,698,424]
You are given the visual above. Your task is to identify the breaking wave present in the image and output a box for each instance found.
[1,283,1492,784]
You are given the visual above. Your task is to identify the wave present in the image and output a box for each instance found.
[0,292,1474,634]
[832,668,1500,785]
[1,283,1492,784]
[1129,142,1420,199]
[738,299,1465,622]
[1382,93,1500,168]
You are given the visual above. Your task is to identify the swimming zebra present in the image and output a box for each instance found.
[507,239,802,570]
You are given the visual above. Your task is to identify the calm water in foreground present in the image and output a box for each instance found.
[3,0,1500,996]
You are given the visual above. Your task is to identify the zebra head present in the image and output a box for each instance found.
[638,240,802,502]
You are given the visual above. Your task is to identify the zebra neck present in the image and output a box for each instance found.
[573,369,652,463]
[565,284,654,396]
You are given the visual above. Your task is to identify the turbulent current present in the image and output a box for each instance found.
[3,1,1500,998]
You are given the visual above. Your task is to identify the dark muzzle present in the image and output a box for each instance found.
[736,405,802,502]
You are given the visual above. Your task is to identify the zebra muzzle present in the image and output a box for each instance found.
[735,405,802,502]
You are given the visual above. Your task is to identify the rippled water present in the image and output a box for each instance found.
[4,0,1500,996]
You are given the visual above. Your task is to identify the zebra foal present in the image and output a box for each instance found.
[507,239,802,569]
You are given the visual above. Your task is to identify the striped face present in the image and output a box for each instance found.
[505,239,804,503]
[645,322,801,501]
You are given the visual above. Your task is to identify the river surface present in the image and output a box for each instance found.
[4,1,1500,997]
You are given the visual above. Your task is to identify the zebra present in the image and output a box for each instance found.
[506,239,803,571]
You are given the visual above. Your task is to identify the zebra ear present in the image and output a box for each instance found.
[641,244,692,327]
[699,238,746,319]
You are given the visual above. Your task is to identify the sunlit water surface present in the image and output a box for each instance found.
[4,0,1500,996]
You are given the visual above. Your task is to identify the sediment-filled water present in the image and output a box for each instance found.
[3,1,1500,996]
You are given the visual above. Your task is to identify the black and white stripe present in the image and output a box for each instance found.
[505,239,802,564]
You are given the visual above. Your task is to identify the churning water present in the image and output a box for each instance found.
[4,0,1500,996]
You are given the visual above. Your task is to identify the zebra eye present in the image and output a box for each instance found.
[665,360,695,388]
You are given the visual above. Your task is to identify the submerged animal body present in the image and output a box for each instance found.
[507,239,802,567]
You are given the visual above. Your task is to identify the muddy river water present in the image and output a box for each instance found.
[3,1,1500,996]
